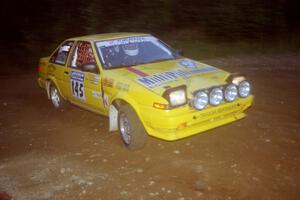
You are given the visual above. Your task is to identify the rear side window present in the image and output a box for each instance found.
[50,40,74,65]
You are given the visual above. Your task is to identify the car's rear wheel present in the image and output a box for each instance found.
[118,104,147,150]
[50,84,66,110]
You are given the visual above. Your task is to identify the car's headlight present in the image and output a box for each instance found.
[163,85,187,108]
[169,90,186,106]
[209,88,223,106]
[193,91,208,110]
[224,84,238,102]
[238,81,250,97]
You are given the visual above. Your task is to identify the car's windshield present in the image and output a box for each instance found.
[95,36,178,69]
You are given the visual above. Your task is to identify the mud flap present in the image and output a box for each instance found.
[109,105,118,131]
[45,81,51,99]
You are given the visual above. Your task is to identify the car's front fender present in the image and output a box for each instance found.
[110,92,147,132]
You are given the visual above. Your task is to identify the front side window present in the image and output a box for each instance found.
[95,36,178,69]
[70,41,96,69]
[50,40,74,65]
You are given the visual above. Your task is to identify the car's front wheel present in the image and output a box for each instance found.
[118,104,147,150]
[50,84,66,110]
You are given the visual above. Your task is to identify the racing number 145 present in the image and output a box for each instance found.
[71,80,85,100]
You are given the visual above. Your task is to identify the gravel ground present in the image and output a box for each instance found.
[0,53,299,200]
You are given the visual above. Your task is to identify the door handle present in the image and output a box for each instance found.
[64,71,69,75]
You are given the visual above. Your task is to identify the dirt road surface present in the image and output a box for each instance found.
[0,53,299,200]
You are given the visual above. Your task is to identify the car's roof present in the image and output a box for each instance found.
[68,32,150,41]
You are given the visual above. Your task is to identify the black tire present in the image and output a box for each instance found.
[49,84,66,111]
[118,104,147,150]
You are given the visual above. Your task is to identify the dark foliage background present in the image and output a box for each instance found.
[0,0,299,68]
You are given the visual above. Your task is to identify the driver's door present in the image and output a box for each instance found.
[66,41,105,114]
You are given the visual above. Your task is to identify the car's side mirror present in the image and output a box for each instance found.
[82,63,99,74]
[175,49,184,56]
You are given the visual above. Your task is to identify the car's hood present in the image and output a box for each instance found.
[114,58,230,97]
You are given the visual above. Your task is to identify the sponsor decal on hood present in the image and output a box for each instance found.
[137,67,216,88]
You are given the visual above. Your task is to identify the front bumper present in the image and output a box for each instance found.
[141,95,253,141]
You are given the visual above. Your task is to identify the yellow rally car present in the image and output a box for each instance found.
[37,33,253,150]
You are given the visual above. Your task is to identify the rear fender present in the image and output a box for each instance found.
[45,77,65,100]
